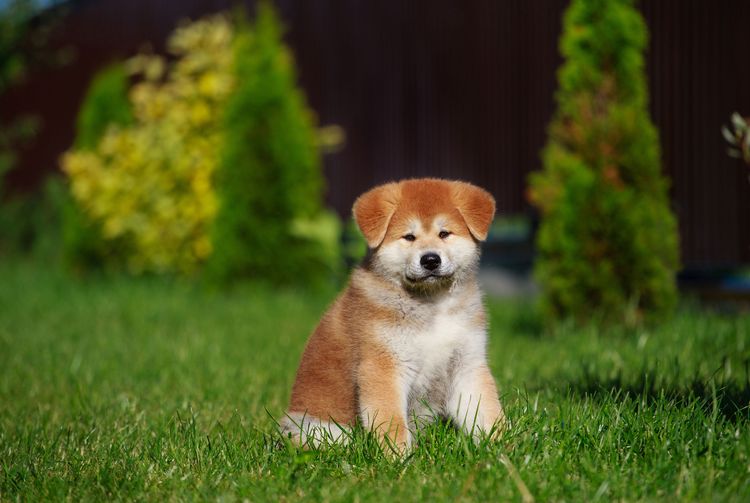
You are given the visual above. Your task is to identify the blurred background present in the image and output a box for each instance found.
[1,0,750,315]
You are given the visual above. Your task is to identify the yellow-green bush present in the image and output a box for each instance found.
[62,9,341,281]
[61,15,233,273]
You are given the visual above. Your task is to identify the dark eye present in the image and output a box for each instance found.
[439,230,451,239]
[403,234,416,242]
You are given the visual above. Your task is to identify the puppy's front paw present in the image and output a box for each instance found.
[384,430,411,458]
[369,422,411,458]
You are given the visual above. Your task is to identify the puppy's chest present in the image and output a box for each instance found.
[377,300,483,374]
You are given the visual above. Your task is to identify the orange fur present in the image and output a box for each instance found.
[354,178,496,247]
[352,182,402,247]
[476,364,506,438]
[450,181,496,241]
[357,345,410,450]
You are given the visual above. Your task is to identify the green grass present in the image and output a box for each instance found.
[2,259,750,501]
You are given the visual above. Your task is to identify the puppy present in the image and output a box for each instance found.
[280,178,505,452]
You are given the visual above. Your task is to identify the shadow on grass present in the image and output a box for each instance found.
[558,362,750,422]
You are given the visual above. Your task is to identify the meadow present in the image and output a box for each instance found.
[1,259,750,501]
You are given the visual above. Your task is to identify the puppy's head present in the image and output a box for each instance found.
[353,178,495,294]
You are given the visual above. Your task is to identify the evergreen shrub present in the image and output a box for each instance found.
[527,0,679,324]
[207,3,340,286]
[62,63,133,270]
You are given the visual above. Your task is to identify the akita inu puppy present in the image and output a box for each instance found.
[280,178,505,451]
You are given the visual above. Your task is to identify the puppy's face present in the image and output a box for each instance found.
[353,179,495,294]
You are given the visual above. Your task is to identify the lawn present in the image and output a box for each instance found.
[1,259,750,501]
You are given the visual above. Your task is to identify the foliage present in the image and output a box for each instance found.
[61,7,340,281]
[0,0,35,91]
[207,3,339,285]
[528,0,679,324]
[342,217,368,268]
[74,64,133,149]
[722,112,750,166]
[2,259,750,501]
[59,63,133,271]
[0,115,37,194]
[0,0,42,188]
[0,1,61,260]
[61,15,233,274]
[0,176,65,258]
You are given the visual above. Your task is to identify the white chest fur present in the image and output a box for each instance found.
[374,288,487,414]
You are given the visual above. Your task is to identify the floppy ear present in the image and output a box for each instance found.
[451,181,496,241]
[352,182,402,248]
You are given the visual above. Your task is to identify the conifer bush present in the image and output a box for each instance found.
[528,0,679,324]
[62,64,133,270]
[74,65,133,150]
[207,3,340,286]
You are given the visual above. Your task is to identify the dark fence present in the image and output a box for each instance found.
[2,0,749,266]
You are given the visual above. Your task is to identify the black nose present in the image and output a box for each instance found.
[420,253,441,271]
